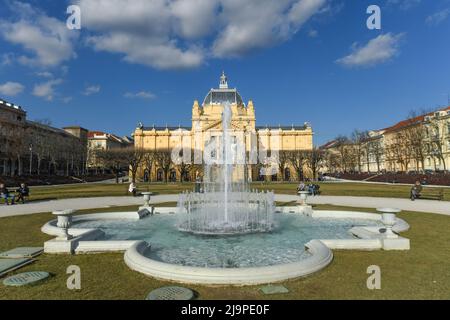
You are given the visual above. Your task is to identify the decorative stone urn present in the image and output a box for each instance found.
[53,209,76,240]
[142,192,152,207]
[298,191,309,206]
[377,208,401,239]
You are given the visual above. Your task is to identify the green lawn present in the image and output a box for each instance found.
[24,182,450,202]
[0,204,449,300]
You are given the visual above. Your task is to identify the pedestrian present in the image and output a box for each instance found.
[16,183,30,204]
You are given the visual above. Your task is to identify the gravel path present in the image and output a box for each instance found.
[1,194,449,218]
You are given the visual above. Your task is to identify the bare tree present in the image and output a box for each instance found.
[390,132,413,172]
[367,138,384,173]
[95,149,127,183]
[277,150,290,181]
[351,130,369,173]
[286,150,307,181]
[305,147,324,180]
[142,151,155,182]
[153,148,173,182]
[401,112,428,172]
[335,135,350,172]
[121,147,146,183]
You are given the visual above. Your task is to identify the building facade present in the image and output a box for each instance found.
[321,106,450,173]
[0,98,88,176]
[87,131,134,170]
[134,72,313,182]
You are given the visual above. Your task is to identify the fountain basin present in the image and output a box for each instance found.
[41,204,411,285]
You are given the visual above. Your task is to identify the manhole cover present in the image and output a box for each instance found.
[146,286,195,300]
[260,284,289,295]
[3,271,50,287]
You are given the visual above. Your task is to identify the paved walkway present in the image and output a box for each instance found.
[1,194,449,218]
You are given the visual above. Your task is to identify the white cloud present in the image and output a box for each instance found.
[2,0,329,71]
[76,0,328,68]
[308,29,319,38]
[0,1,77,68]
[83,85,101,96]
[32,79,63,101]
[426,9,450,26]
[336,33,404,68]
[124,91,156,100]
[212,0,327,57]
[62,97,73,104]
[0,81,25,96]
[1,53,14,66]
[35,71,53,78]
[386,0,421,10]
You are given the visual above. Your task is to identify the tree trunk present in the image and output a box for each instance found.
[17,155,23,176]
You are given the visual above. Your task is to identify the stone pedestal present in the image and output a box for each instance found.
[298,191,309,206]
[377,208,401,239]
[139,192,154,216]
[53,209,75,240]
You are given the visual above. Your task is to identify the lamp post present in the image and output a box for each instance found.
[29,144,33,175]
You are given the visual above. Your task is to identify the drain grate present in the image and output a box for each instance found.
[146,286,195,300]
[3,271,50,287]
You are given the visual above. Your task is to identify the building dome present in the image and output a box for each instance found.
[202,72,244,107]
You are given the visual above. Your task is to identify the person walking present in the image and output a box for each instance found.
[16,183,30,204]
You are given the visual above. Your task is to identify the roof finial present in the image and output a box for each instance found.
[220,71,228,89]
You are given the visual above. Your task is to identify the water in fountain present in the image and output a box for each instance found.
[178,102,274,235]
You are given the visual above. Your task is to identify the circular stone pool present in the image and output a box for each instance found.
[74,213,382,268]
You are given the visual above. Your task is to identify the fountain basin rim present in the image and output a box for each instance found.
[124,239,333,285]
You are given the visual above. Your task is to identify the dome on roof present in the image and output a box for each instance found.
[202,72,245,106]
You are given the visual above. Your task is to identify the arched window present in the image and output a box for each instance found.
[169,169,177,182]
[284,168,291,181]
[157,169,164,182]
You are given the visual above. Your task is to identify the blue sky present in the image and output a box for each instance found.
[0,0,449,145]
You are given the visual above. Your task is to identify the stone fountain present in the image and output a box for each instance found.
[177,102,274,235]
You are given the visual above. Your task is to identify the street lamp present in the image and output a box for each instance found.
[29,144,33,175]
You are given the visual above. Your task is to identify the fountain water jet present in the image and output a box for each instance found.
[178,102,274,235]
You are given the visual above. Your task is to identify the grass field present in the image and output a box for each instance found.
[23,181,450,202]
[1,204,450,300]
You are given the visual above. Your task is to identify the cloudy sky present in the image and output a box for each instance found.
[0,0,449,144]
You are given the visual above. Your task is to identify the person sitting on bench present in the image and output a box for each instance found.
[410,180,423,201]
[0,184,15,205]
[16,183,30,204]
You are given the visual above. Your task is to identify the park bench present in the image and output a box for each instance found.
[0,194,16,205]
[419,188,444,201]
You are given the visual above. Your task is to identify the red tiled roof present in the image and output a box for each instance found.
[383,106,449,134]
[88,131,106,138]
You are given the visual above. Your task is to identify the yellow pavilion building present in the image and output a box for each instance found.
[133,72,313,182]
